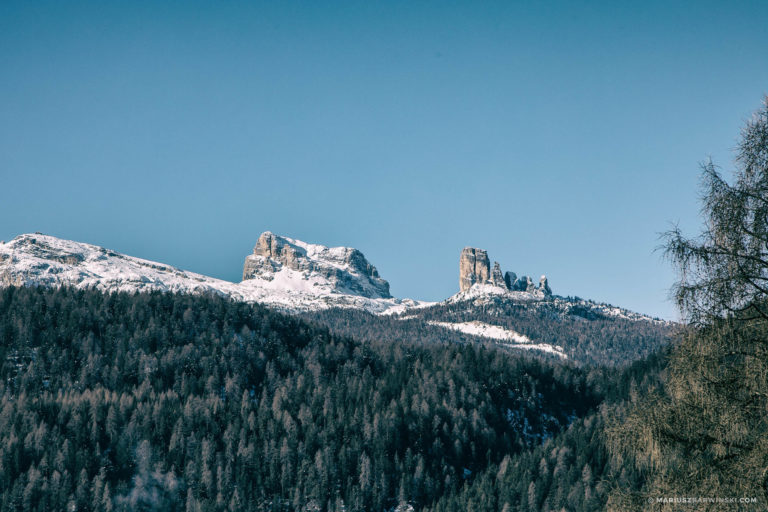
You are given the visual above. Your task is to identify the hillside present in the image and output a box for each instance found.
[0,285,613,511]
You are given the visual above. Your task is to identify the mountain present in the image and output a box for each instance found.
[453,245,667,323]
[422,247,670,363]
[0,232,426,314]
[242,231,391,299]
[0,235,676,512]
[0,228,676,512]
[300,246,673,366]
[0,233,673,365]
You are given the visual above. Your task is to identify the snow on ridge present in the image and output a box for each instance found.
[0,233,664,326]
[587,302,669,324]
[426,320,567,359]
[446,282,667,325]
[446,283,547,303]
[499,342,568,358]
[0,233,431,314]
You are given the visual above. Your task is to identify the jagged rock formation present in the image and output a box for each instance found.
[525,276,536,292]
[243,231,391,299]
[459,248,490,292]
[504,271,516,290]
[539,275,551,295]
[511,275,529,291]
[490,262,506,288]
[459,247,551,296]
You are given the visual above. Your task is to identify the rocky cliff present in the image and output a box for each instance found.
[459,246,551,296]
[243,231,391,299]
[459,248,490,292]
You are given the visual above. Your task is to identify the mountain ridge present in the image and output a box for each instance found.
[0,231,666,325]
[0,231,675,364]
[0,233,426,314]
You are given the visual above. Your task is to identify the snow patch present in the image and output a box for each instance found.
[427,320,532,343]
[446,283,547,303]
[426,320,567,359]
[499,342,568,359]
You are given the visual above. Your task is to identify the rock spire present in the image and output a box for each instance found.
[459,248,490,292]
[458,246,551,296]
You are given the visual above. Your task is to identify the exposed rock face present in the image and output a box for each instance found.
[459,248,490,292]
[490,262,506,288]
[504,271,517,290]
[243,232,391,299]
[525,276,536,292]
[457,247,552,296]
[249,232,302,272]
[510,276,533,292]
[539,275,552,295]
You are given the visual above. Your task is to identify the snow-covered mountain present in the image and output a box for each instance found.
[242,231,391,299]
[0,232,666,324]
[0,233,426,314]
[445,282,668,324]
[0,232,672,363]
[450,246,666,324]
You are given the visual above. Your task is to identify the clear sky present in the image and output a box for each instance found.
[2,1,767,319]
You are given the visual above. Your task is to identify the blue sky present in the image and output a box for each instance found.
[2,1,767,319]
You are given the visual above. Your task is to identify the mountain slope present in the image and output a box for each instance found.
[0,233,426,314]
[0,285,605,511]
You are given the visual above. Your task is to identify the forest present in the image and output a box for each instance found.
[0,285,625,511]
[302,297,673,368]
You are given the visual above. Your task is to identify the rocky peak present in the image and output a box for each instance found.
[539,275,552,295]
[490,262,506,288]
[459,248,490,292]
[458,246,552,296]
[243,232,391,299]
[252,231,302,269]
[503,271,517,290]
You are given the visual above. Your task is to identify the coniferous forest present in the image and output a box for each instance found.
[0,286,614,511]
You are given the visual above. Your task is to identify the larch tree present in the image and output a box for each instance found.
[608,97,768,510]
